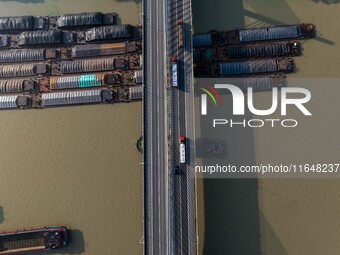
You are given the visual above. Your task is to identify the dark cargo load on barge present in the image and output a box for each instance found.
[60,58,126,74]
[219,58,293,76]
[217,42,300,61]
[0,49,45,63]
[18,30,62,46]
[0,226,68,254]
[57,12,117,28]
[238,24,315,43]
[0,79,36,93]
[85,25,132,42]
[41,89,113,106]
[0,63,47,78]
[0,16,34,31]
[193,31,224,47]
[71,42,137,58]
[58,12,102,28]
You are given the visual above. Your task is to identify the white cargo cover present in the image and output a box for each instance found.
[0,95,18,109]
[42,89,102,106]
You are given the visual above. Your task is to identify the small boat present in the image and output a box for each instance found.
[0,226,68,254]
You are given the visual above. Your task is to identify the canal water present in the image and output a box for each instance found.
[0,1,143,255]
[193,0,340,255]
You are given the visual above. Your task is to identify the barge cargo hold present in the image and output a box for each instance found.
[39,70,141,92]
[193,42,300,63]
[41,89,114,106]
[68,42,139,58]
[59,57,126,74]
[56,12,117,28]
[0,226,67,254]
[129,85,143,100]
[0,49,46,63]
[194,58,293,77]
[0,63,47,78]
[235,24,315,43]
[0,12,117,32]
[85,25,132,42]
[0,16,47,31]
[193,23,315,47]
[17,30,63,46]
[0,79,36,93]
[217,42,300,61]
[218,58,293,76]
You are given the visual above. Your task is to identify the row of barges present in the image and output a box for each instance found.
[0,12,143,111]
[193,23,316,78]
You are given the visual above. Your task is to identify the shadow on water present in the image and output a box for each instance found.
[0,0,45,3]
[192,1,262,254]
[116,0,142,4]
[0,206,3,224]
[47,229,85,255]
[194,75,264,255]
[310,0,340,4]
[191,0,305,253]
[259,211,289,255]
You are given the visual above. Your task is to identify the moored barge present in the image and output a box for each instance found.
[0,85,143,110]
[0,69,142,94]
[194,58,293,77]
[0,24,138,49]
[0,12,117,32]
[194,42,300,63]
[0,226,68,254]
[193,23,315,47]
[0,42,141,64]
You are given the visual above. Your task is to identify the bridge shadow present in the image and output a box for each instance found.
[194,76,263,255]
[0,0,45,3]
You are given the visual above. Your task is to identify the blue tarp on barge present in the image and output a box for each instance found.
[239,25,301,43]
[219,59,278,75]
[193,33,213,47]
[227,43,288,59]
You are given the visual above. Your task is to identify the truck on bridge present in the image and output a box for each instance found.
[178,19,184,48]
[171,56,178,87]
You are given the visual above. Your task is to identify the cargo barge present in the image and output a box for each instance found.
[0,12,117,32]
[0,42,141,64]
[193,23,315,47]
[194,58,293,77]
[0,70,142,94]
[0,86,143,110]
[0,24,140,49]
[0,54,141,79]
[193,42,300,63]
[0,226,67,254]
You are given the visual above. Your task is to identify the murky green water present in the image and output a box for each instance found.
[0,1,143,255]
[193,1,340,254]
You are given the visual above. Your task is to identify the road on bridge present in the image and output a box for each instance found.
[143,0,197,254]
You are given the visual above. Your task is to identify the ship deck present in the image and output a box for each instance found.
[0,232,45,253]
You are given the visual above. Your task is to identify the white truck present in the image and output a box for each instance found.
[180,136,186,164]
